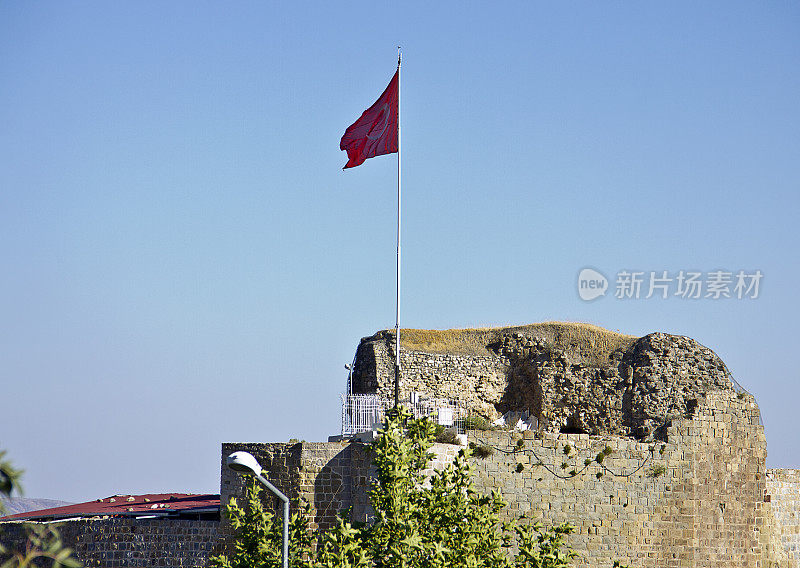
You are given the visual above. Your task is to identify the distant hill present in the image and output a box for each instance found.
[1,497,73,516]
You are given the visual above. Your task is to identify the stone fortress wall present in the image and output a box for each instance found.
[220,323,800,568]
[466,390,784,567]
[221,392,791,568]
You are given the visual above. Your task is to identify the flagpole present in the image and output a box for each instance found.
[394,48,402,409]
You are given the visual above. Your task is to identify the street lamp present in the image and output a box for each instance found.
[226,451,289,568]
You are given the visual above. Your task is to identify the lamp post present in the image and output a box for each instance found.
[226,451,289,568]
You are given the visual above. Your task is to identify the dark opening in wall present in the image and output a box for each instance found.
[685,398,699,418]
[560,425,588,434]
[560,414,588,435]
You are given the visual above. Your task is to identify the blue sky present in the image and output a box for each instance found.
[1,2,798,502]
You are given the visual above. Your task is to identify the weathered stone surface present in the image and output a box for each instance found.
[351,324,742,442]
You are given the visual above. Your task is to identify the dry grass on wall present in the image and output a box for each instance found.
[396,322,636,364]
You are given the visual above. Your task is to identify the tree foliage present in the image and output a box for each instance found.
[514,522,577,568]
[210,480,314,568]
[0,525,81,568]
[214,407,582,568]
[359,411,512,568]
[0,451,24,500]
[0,451,81,568]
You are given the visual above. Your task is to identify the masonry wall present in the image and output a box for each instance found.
[469,390,788,568]
[220,391,794,568]
[352,334,509,417]
[220,441,373,533]
[767,469,800,564]
[219,441,460,534]
[0,518,219,568]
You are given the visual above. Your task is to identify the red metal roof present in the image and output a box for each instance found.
[0,493,219,521]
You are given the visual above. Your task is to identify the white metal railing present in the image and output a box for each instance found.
[340,394,390,436]
[407,392,465,433]
[341,392,466,436]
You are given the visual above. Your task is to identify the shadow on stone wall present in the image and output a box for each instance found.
[495,357,542,420]
[311,447,348,530]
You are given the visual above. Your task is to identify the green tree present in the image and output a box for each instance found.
[212,408,581,568]
[0,524,82,568]
[0,452,24,499]
[0,451,81,568]
[359,410,512,568]
[209,479,315,568]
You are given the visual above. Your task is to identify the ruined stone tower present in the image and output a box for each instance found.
[351,323,743,441]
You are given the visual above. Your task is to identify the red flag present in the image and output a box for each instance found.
[340,70,398,169]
